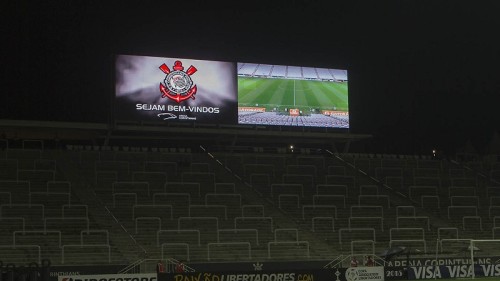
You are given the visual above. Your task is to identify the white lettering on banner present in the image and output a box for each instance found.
[411,266,442,279]
[135,104,220,114]
[136,104,166,111]
[178,115,196,120]
[386,257,492,267]
[409,265,500,279]
[446,265,473,278]
[480,264,500,276]
[168,105,186,112]
[345,267,384,281]
[238,107,266,113]
[51,272,81,277]
[174,273,296,281]
[57,273,157,281]
[166,105,220,114]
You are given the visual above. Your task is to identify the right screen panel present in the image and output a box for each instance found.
[237,62,349,128]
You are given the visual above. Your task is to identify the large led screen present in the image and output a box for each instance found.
[115,55,238,124]
[237,63,349,128]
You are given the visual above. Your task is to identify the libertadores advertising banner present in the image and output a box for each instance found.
[58,273,157,281]
[158,267,384,281]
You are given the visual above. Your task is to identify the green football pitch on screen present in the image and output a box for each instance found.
[238,77,348,112]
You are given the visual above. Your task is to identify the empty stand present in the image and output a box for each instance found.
[348,217,384,231]
[205,193,242,218]
[178,217,219,243]
[161,243,190,261]
[389,227,427,253]
[272,183,303,198]
[316,184,348,196]
[132,171,167,195]
[242,205,265,217]
[218,229,259,246]
[208,242,252,261]
[303,205,337,220]
[267,241,310,259]
[313,195,346,208]
[338,228,376,250]
[0,160,18,180]
[3,141,498,265]
[62,244,111,264]
[181,172,215,195]
[157,230,201,247]
[0,181,30,203]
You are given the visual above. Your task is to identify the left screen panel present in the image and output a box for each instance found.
[115,55,238,124]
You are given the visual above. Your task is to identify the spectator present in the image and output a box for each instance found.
[156,260,165,274]
[175,261,186,273]
[365,255,374,266]
[350,256,359,267]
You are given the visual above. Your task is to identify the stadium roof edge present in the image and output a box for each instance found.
[0,119,107,130]
[0,119,372,146]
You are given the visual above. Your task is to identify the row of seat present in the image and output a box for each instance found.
[2,146,500,264]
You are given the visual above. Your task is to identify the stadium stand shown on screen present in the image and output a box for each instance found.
[237,62,349,128]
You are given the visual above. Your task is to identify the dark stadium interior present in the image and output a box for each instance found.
[3,1,500,155]
[2,1,500,279]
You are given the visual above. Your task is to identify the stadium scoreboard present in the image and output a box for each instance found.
[115,55,349,129]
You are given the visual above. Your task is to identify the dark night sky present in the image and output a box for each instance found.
[2,1,500,155]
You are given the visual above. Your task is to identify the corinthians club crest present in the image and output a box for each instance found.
[159,60,197,103]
